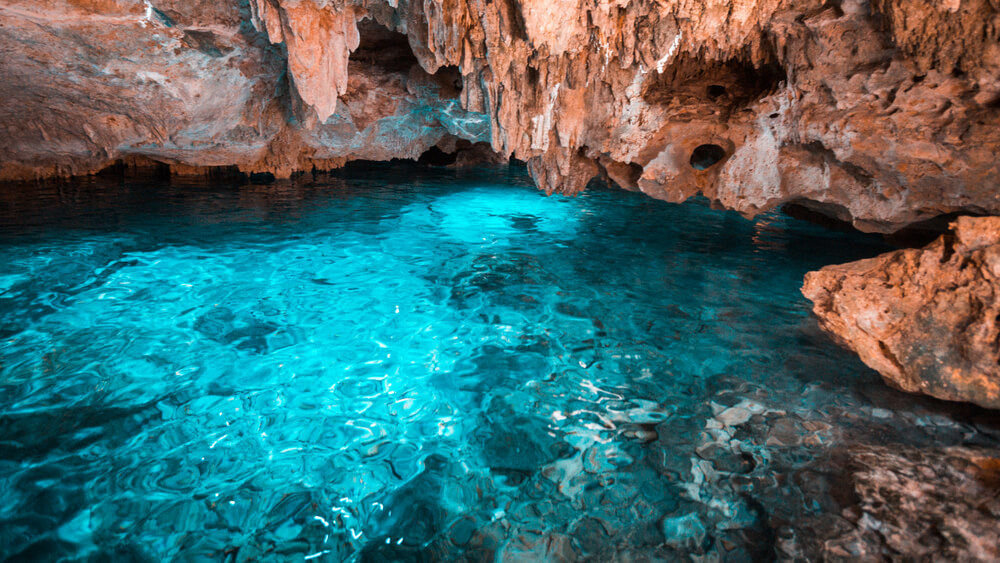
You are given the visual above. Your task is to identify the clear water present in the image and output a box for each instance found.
[1,164,998,562]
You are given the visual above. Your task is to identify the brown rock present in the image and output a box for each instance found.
[803,216,1000,409]
[249,0,360,123]
[2,1,1000,232]
[835,446,1000,560]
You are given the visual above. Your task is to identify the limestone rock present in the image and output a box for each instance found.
[2,0,1000,232]
[802,216,1000,409]
[249,0,360,123]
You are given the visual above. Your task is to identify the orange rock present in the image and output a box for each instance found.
[803,216,1000,409]
[2,0,999,233]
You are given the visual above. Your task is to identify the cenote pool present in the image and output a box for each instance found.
[1,163,998,562]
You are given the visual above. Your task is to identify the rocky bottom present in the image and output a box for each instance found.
[1,164,998,561]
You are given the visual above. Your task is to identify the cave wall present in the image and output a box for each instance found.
[2,0,999,232]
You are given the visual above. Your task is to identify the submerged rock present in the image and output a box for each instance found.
[660,513,708,552]
[803,216,1000,409]
[822,446,1000,560]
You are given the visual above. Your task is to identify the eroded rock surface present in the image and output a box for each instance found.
[805,446,1000,560]
[0,0,489,179]
[803,216,1000,409]
[2,0,1000,231]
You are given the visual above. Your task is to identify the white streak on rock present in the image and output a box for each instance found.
[656,32,683,74]
[530,83,561,151]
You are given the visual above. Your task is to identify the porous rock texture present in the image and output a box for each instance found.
[794,446,1000,560]
[0,0,490,180]
[2,0,1000,232]
[803,216,1000,409]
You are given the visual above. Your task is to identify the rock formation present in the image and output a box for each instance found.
[803,216,1000,409]
[2,0,999,233]
[794,446,1000,560]
[0,0,490,180]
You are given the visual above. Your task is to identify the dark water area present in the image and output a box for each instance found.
[1,163,997,561]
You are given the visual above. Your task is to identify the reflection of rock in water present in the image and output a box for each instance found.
[507,214,540,233]
[193,307,279,354]
[359,454,494,562]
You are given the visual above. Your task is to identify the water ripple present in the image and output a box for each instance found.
[0,164,997,561]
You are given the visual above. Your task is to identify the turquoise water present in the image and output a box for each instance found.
[1,164,997,561]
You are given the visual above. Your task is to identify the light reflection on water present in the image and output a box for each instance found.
[0,163,997,561]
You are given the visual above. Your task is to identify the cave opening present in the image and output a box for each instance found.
[642,51,787,108]
[417,145,458,166]
[345,20,483,165]
[3,3,1000,560]
[690,144,727,170]
[351,19,421,74]
[350,19,463,98]
[707,84,727,99]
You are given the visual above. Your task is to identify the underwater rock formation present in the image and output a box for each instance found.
[2,0,1000,232]
[806,446,1000,560]
[803,216,1000,409]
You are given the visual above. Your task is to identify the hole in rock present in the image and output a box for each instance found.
[689,144,727,170]
[642,49,787,108]
[417,146,458,166]
[95,157,170,180]
[783,201,857,233]
[417,140,507,167]
[526,66,540,87]
[248,172,276,184]
[433,65,464,98]
[351,20,421,74]
[349,20,463,103]
[598,159,644,191]
[885,212,974,248]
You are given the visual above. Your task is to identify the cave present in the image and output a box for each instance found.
[1,1,999,561]
[689,143,727,170]
[351,19,421,73]
[641,50,788,108]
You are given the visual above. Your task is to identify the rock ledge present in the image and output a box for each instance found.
[803,216,1000,409]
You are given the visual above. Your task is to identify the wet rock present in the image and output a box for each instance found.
[498,531,578,563]
[569,517,610,559]
[660,513,709,552]
[803,216,1000,409]
[765,416,805,447]
[828,446,1000,561]
[714,400,767,427]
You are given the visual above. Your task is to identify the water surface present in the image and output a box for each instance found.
[1,164,997,561]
